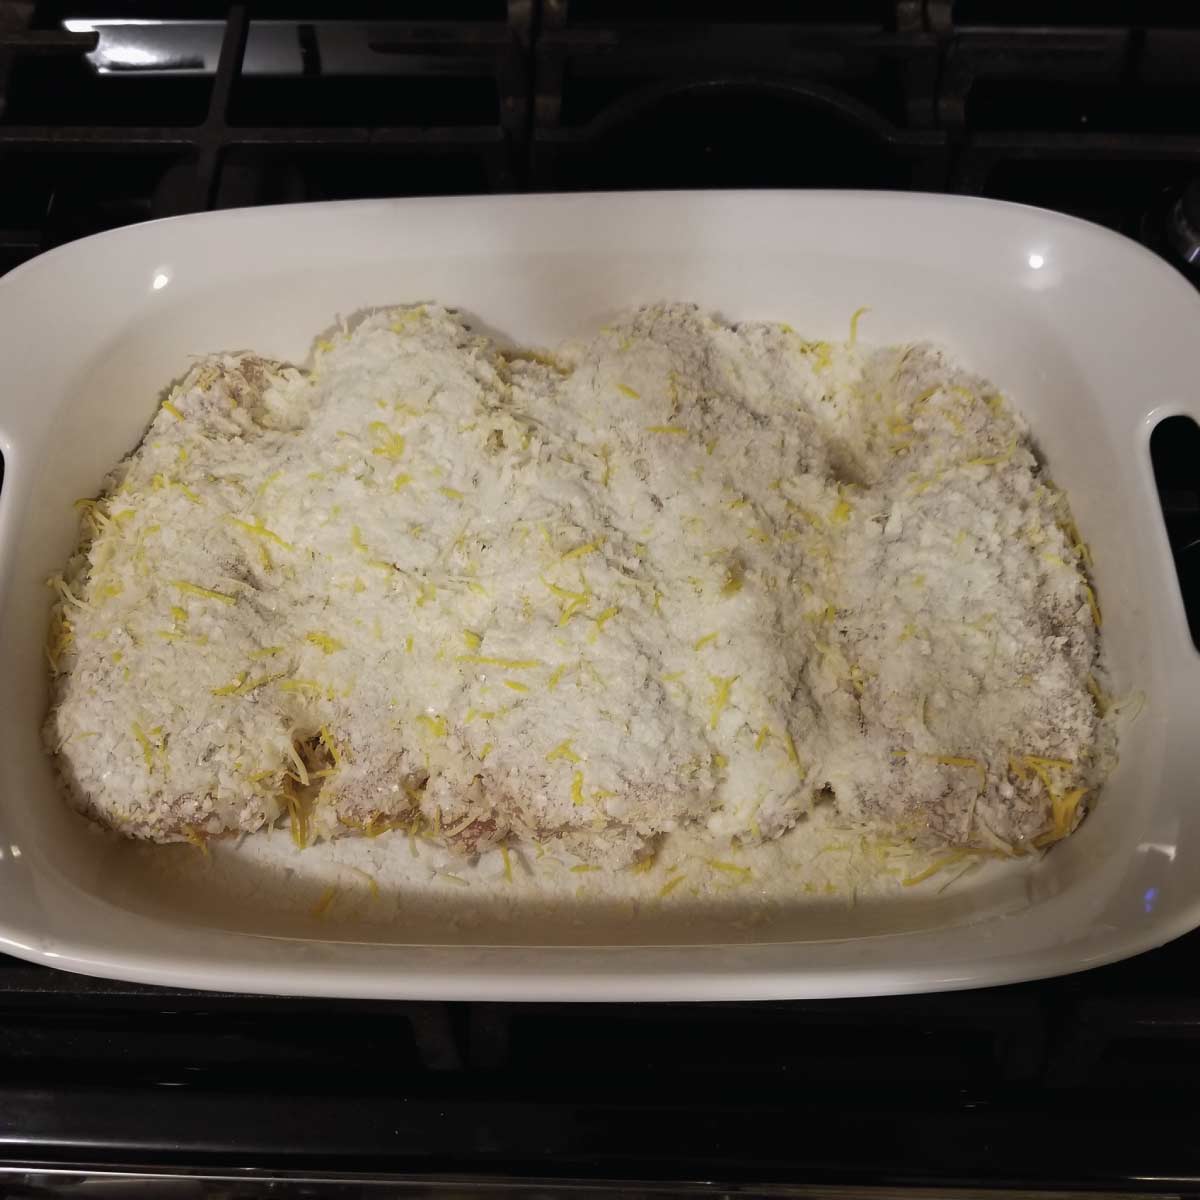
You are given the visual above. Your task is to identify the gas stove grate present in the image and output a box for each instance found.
[1,2,1199,278]
[3,5,1200,1185]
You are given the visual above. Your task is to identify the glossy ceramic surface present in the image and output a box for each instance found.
[0,191,1197,999]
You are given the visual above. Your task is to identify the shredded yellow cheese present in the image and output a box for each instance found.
[708,674,736,729]
[317,725,344,768]
[848,305,870,346]
[226,515,295,551]
[131,721,158,772]
[283,738,310,787]
[456,654,542,669]
[784,732,800,766]
[256,470,282,499]
[415,714,448,739]
[368,423,406,461]
[966,441,1016,467]
[802,340,833,371]
[546,739,582,764]
[211,672,248,697]
[592,606,620,632]
[1087,674,1111,716]
[171,580,237,605]
[932,754,987,793]
[305,631,345,655]
[350,867,380,899]
[280,678,323,696]
[1021,754,1073,769]
[707,859,752,882]
[183,825,209,857]
[902,850,971,887]
[562,538,603,561]
[45,612,74,672]
[1049,787,1087,840]
[830,497,853,524]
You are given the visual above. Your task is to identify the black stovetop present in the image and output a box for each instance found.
[3,2,1200,1192]
[4,935,1200,1189]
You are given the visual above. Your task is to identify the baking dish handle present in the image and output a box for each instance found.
[0,425,13,538]
[1148,411,1200,667]
[0,424,27,632]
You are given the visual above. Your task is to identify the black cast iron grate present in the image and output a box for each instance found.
[2,2,1200,1187]
[2,2,1200,276]
[0,2,532,277]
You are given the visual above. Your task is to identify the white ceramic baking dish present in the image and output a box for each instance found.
[1,190,1198,1000]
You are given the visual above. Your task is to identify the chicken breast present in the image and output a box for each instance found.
[45,303,1104,866]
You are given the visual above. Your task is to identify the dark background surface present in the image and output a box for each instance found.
[3,1,1200,1190]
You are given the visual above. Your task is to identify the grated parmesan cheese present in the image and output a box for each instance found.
[45,303,1109,872]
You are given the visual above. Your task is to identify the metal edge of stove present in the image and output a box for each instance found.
[0,1170,1190,1200]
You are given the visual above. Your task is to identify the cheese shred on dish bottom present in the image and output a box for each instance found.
[45,304,1109,873]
